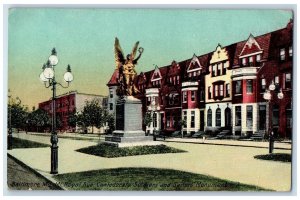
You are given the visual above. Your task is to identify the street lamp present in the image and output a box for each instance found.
[39,48,73,174]
[263,80,284,154]
[148,98,160,140]
[7,90,21,150]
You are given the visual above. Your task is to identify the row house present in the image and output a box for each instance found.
[205,44,235,132]
[39,91,108,132]
[107,20,293,139]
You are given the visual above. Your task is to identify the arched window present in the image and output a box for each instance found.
[216,108,221,127]
[207,108,212,126]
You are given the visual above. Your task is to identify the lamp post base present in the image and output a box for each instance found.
[50,145,58,174]
[50,134,58,174]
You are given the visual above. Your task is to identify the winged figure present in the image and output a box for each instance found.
[114,37,144,96]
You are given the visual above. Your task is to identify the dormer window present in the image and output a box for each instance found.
[280,48,286,61]
[249,56,254,66]
[256,54,261,62]
[242,58,247,66]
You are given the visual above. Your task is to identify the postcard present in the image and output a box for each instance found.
[6,7,293,192]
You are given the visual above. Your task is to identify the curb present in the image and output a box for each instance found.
[7,153,65,190]
[162,139,292,150]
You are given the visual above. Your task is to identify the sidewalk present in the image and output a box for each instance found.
[164,138,292,150]
[8,132,292,191]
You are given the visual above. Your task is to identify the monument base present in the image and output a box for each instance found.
[104,96,160,147]
[105,131,161,147]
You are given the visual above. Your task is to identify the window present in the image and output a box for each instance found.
[285,73,291,89]
[249,56,254,66]
[246,80,253,93]
[188,73,192,78]
[242,58,246,66]
[207,108,212,126]
[286,104,292,129]
[280,48,285,61]
[200,90,205,101]
[169,77,172,83]
[216,108,221,127]
[259,105,266,130]
[256,54,261,62]
[109,103,113,111]
[183,91,187,102]
[147,97,151,104]
[177,75,180,84]
[235,80,242,94]
[212,65,216,77]
[222,63,226,75]
[220,84,224,96]
[183,111,187,128]
[289,46,292,57]
[166,116,171,128]
[235,106,241,126]
[191,111,195,128]
[193,71,197,77]
[208,86,212,99]
[153,112,157,128]
[261,78,266,92]
[246,106,253,128]
[217,63,222,76]
[214,85,219,97]
[191,91,195,101]
[109,90,113,98]
[273,105,279,126]
[226,84,230,97]
[275,76,279,85]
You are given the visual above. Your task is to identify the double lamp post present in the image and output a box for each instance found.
[263,80,284,154]
[39,48,73,174]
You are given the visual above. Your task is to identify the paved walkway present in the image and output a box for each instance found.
[8,132,292,191]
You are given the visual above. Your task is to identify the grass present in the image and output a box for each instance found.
[53,167,268,191]
[254,153,291,162]
[11,137,50,148]
[76,143,186,158]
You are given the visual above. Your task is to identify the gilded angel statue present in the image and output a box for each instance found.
[114,37,144,96]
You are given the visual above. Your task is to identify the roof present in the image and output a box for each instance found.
[107,69,119,86]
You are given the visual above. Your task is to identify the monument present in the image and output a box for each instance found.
[105,38,156,147]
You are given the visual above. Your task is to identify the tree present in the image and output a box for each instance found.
[77,99,105,134]
[103,110,115,134]
[27,108,51,132]
[8,97,28,132]
[143,112,153,127]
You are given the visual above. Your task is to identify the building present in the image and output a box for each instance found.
[39,91,108,132]
[107,20,293,139]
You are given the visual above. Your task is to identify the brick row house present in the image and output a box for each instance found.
[39,91,108,132]
[107,20,293,139]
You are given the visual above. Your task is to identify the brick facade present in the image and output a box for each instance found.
[107,20,293,139]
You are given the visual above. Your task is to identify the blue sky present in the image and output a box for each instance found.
[8,8,293,109]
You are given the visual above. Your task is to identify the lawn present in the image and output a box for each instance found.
[11,137,50,148]
[54,167,268,191]
[76,143,186,158]
[254,153,291,162]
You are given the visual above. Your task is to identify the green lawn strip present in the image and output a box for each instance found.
[11,137,50,148]
[76,143,186,158]
[54,167,268,191]
[254,153,291,162]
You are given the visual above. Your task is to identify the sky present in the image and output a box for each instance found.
[8,8,293,110]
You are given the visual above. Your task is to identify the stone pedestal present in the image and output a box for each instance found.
[105,96,157,147]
